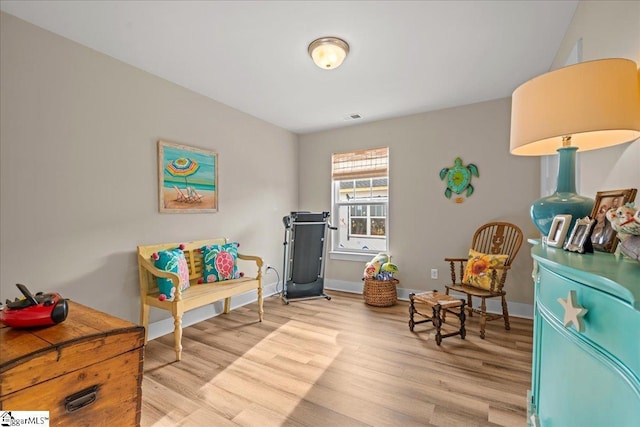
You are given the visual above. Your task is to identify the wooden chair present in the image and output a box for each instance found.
[173,185,189,202]
[444,222,523,339]
[187,186,203,202]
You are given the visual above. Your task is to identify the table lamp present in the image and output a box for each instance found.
[510,58,640,236]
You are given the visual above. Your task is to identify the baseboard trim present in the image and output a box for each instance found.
[148,277,533,340]
[324,279,533,319]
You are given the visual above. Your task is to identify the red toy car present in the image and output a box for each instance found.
[0,284,68,328]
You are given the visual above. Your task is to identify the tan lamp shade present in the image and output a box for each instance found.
[510,58,640,155]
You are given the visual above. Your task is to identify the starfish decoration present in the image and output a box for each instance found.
[557,290,588,332]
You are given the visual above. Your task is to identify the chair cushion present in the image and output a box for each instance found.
[153,247,190,300]
[462,248,508,290]
[201,242,239,283]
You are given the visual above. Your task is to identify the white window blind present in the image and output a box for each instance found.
[332,147,389,181]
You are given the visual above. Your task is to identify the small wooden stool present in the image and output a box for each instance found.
[409,291,466,345]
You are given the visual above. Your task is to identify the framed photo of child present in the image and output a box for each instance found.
[590,188,637,253]
[546,215,572,248]
[564,216,596,254]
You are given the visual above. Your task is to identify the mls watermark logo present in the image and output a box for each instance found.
[0,411,49,426]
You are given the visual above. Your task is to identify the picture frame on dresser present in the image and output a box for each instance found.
[590,188,637,253]
[564,216,596,253]
[546,214,572,248]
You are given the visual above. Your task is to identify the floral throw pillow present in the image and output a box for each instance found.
[201,242,239,283]
[153,247,190,300]
[462,248,509,290]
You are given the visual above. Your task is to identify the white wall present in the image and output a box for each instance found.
[551,1,640,198]
[298,98,539,308]
[298,0,640,311]
[2,1,638,325]
[0,13,298,324]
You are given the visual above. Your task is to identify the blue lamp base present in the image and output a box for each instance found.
[531,146,594,236]
[531,193,594,236]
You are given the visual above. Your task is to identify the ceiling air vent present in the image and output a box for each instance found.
[343,113,362,121]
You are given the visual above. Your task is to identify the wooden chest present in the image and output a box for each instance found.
[0,301,144,426]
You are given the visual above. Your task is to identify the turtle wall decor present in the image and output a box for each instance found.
[439,157,479,203]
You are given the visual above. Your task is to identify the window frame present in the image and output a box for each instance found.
[330,148,389,256]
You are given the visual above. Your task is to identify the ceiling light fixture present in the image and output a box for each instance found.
[308,37,350,70]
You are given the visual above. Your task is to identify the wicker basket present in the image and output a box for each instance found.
[363,278,399,307]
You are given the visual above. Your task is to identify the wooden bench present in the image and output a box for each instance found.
[137,238,263,361]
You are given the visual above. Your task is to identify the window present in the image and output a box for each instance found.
[331,147,389,254]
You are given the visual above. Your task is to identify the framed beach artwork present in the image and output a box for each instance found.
[158,140,218,213]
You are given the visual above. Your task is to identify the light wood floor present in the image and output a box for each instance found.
[141,291,533,427]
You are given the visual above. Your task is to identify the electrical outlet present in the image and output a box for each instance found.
[431,268,438,279]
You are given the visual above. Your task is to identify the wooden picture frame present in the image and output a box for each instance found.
[590,188,637,253]
[546,214,572,248]
[158,140,218,213]
[564,216,596,254]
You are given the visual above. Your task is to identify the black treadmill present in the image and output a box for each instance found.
[281,211,333,304]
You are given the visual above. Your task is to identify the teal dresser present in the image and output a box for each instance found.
[528,240,640,427]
